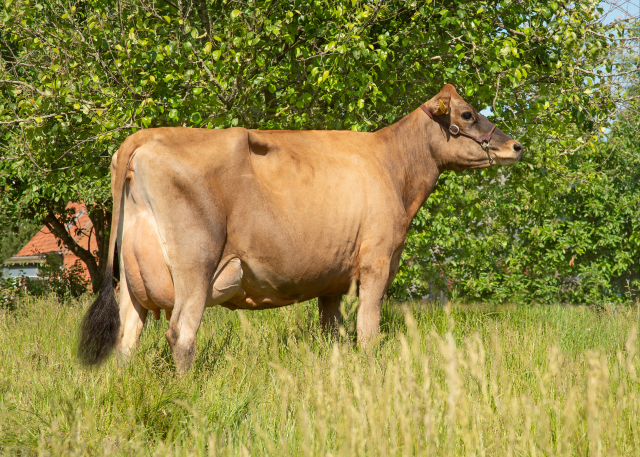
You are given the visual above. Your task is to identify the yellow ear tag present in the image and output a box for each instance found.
[437,99,447,115]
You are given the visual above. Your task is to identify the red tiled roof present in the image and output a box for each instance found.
[13,202,96,280]
[16,226,61,256]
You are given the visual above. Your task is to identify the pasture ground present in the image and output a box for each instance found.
[1,295,640,456]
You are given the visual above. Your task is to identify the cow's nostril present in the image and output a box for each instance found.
[512,142,523,154]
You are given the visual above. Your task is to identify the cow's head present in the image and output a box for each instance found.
[424,84,522,170]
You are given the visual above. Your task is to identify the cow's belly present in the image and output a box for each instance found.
[223,206,364,305]
[122,206,364,312]
[123,215,387,313]
[203,253,352,311]
[238,258,353,303]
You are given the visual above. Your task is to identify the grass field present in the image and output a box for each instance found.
[1,295,640,456]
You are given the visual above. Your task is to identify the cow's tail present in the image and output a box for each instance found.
[78,135,141,365]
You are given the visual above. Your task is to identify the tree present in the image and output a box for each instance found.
[392,102,640,303]
[391,16,640,303]
[0,220,39,261]
[1,0,637,295]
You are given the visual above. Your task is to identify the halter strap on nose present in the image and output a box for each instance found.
[420,104,497,164]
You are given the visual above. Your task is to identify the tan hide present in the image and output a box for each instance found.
[100,84,523,372]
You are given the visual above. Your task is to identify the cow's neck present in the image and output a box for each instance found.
[375,108,442,224]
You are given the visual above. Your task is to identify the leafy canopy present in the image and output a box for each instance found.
[1,0,637,301]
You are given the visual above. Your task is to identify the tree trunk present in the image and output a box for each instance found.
[43,204,112,294]
[194,0,211,39]
[88,206,111,274]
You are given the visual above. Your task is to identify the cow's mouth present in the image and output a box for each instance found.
[493,156,521,166]
[490,140,523,166]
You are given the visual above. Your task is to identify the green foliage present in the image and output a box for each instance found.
[1,297,640,454]
[36,253,90,298]
[0,220,39,261]
[0,0,637,301]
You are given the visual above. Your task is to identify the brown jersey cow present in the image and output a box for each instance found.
[78,84,522,373]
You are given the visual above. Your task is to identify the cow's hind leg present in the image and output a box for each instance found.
[165,273,211,374]
[165,259,243,373]
[115,273,148,362]
[318,295,342,336]
[133,148,227,374]
[162,233,225,374]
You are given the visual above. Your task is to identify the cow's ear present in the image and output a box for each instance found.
[426,84,457,116]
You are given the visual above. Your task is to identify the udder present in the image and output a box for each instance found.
[207,258,297,310]
[122,212,175,317]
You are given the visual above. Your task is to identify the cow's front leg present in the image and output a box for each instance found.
[356,256,392,346]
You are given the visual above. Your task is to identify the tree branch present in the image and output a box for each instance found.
[0,112,70,126]
[44,210,100,292]
[0,79,47,96]
[87,205,111,280]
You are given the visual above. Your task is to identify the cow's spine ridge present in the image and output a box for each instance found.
[78,135,140,365]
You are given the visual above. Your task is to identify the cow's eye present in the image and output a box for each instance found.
[461,111,473,121]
